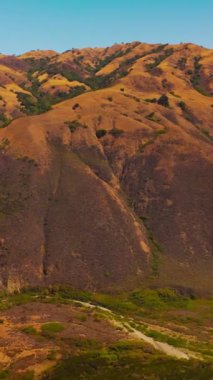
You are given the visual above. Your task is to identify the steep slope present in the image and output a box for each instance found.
[0,101,150,292]
[0,42,212,294]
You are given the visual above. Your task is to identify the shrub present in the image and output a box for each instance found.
[186,69,193,75]
[65,120,87,133]
[109,128,124,137]
[156,129,166,135]
[96,129,107,138]
[157,94,170,107]
[72,103,80,110]
[146,112,155,120]
[107,96,113,102]
[21,325,37,335]
[130,289,165,309]
[178,101,187,111]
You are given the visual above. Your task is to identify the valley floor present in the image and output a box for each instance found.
[0,288,212,379]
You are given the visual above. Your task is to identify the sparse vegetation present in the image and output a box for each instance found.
[123,93,140,102]
[41,342,212,380]
[144,98,157,103]
[177,57,187,70]
[109,127,124,137]
[191,56,202,87]
[145,112,161,123]
[0,138,9,150]
[0,113,11,128]
[64,120,87,133]
[16,92,51,115]
[145,48,174,71]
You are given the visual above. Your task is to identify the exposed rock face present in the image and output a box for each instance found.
[0,42,212,294]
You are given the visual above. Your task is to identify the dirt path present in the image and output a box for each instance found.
[73,300,200,360]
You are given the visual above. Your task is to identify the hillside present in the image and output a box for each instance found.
[0,42,212,294]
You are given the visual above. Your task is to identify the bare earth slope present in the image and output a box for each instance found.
[0,42,212,294]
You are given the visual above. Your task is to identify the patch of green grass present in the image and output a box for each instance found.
[91,293,137,313]
[41,322,65,335]
[21,325,37,335]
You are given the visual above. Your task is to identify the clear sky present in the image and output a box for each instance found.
[1,0,212,55]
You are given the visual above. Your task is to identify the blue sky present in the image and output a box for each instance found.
[1,0,212,55]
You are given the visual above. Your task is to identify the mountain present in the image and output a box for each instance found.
[0,42,212,294]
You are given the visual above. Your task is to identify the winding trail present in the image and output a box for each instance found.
[73,300,200,361]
